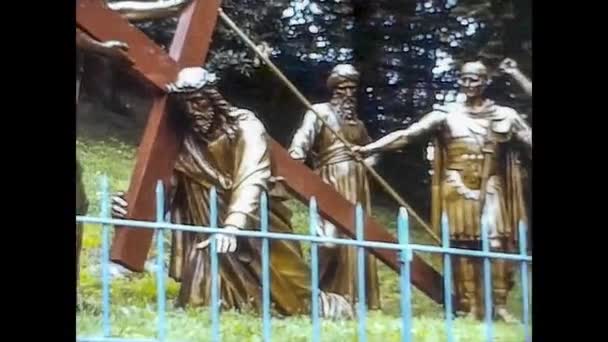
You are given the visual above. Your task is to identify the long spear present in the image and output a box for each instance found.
[218,8,441,246]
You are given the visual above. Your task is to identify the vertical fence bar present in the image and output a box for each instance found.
[441,213,454,342]
[261,192,271,342]
[155,181,166,341]
[518,221,531,342]
[356,204,367,342]
[398,208,412,342]
[100,176,111,337]
[309,197,320,342]
[481,216,493,342]
[210,187,220,342]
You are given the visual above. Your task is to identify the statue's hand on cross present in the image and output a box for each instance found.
[111,191,128,219]
[76,27,134,66]
[98,41,135,66]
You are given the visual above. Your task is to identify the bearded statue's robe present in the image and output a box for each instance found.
[288,103,380,310]
[398,99,531,314]
[168,108,352,318]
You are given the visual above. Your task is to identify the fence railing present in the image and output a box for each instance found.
[76,177,532,342]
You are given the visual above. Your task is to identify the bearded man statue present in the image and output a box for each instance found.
[288,64,380,310]
[113,67,353,319]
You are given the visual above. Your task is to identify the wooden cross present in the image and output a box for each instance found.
[77,0,447,305]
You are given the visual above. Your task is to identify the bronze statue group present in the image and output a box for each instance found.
[77,0,531,324]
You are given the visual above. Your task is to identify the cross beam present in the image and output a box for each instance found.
[270,142,444,303]
[77,0,446,305]
[78,0,221,270]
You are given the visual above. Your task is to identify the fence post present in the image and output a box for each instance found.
[481,216,493,342]
[441,213,453,342]
[261,192,271,341]
[518,221,531,342]
[398,208,412,342]
[155,181,167,341]
[100,175,111,337]
[356,204,367,342]
[210,187,220,342]
[309,197,320,342]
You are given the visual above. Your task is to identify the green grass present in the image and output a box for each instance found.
[77,305,526,341]
[77,134,529,341]
[77,137,136,215]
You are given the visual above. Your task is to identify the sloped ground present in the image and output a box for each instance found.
[76,101,529,341]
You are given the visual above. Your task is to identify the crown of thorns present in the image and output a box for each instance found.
[166,67,218,94]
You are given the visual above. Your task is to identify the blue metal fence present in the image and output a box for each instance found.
[76,177,532,342]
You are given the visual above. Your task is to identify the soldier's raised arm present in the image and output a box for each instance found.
[499,58,532,97]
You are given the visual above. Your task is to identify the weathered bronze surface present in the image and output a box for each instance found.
[357,60,531,321]
[272,140,445,304]
[288,64,380,309]
[150,69,354,317]
[77,0,447,306]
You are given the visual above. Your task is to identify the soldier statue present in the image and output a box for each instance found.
[354,60,531,322]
